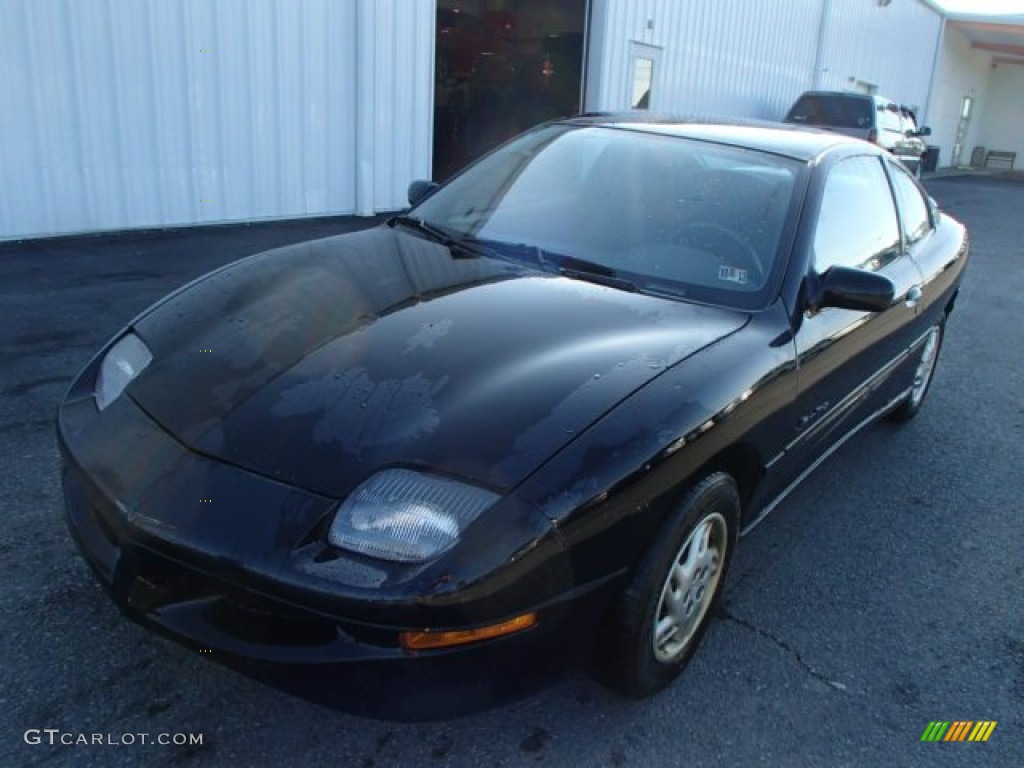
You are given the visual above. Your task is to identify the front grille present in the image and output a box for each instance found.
[206,596,339,646]
[127,547,341,647]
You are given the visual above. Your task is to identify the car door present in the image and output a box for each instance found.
[787,154,925,464]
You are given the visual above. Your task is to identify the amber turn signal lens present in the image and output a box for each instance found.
[400,613,537,650]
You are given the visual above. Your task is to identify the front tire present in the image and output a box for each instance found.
[889,320,944,422]
[602,472,740,698]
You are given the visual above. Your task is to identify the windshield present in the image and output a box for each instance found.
[412,124,803,309]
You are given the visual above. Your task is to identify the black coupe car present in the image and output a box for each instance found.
[59,116,967,720]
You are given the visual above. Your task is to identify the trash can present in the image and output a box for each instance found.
[922,145,940,173]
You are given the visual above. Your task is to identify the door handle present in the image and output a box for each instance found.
[905,285,922,308]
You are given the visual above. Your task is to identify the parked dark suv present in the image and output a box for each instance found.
[784,90,931,174]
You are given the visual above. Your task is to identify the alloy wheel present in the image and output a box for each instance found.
[909,325,941,408]
[652,512,728,663]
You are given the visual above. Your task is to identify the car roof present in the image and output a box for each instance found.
[563,113,867,163]
[792,90,904,109]
[795,90,874,101]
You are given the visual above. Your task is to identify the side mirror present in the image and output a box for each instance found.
[407,179,439,206]
[918,126,932,137]
[811,266,895,313]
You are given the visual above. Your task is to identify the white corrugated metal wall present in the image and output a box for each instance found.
[2,0,1002,241]
[0,0,434,241]
[586,0,943,123]
[372,1,435,211]
[585,0,822,119]
[816,0,942,110]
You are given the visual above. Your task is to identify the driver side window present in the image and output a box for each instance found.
[814,156,901,273]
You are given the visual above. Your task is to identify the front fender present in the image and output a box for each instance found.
[515,303,797,587]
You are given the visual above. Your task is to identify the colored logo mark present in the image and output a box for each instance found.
[920,721,997,742]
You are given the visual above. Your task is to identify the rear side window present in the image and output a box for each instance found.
[814,156,900,272]
[786,94,873,129]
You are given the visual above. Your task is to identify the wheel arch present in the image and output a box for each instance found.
[697,441,764,522]
[627,440,764,571]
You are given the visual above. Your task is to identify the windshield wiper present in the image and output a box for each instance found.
[457,236,551,269]
[390,221,637,293]
[389,214,457,245]
[389,215,490,259]
[557,256,640,293]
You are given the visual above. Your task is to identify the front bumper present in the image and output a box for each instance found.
[58,388,616,720]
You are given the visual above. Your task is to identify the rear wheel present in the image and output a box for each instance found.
[889,320,944,422]
[602,472,740,697]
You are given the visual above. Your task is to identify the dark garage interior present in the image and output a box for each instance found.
[433,0,587,180]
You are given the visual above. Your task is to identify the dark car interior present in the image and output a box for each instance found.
[436,127,799,304]
[486,135,796,294]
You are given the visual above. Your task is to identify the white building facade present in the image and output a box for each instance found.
[586,0,943,121]
[2,0,1020,241]
[2,0,435,240]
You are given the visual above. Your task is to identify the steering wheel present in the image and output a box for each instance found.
[672,222,764,283]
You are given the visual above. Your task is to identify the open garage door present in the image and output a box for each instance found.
[433,0,588,181]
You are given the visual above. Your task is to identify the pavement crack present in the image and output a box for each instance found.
[722,609,848,692]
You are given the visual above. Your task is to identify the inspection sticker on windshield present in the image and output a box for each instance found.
[718,265,748,285]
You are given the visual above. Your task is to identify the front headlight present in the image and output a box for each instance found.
[328,469,499,563]
[94,333,153,411]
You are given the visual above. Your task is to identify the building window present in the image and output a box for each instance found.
[628,43,661,110]
[632,58,653,109]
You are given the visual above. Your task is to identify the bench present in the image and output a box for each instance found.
[984,150,1016,170]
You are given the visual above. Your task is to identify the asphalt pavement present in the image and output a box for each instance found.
[1,181,1020,767]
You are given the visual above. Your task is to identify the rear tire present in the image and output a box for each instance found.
[601,472,740,698]
[889,320,944,422]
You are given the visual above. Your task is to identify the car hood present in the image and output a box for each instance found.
[129,225,748,497]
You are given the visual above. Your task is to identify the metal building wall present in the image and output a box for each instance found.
[585,0,943,122]
[817,0,943,110]
[372,1,435,212]
[0,0,434,241]
[585,0,822,119]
